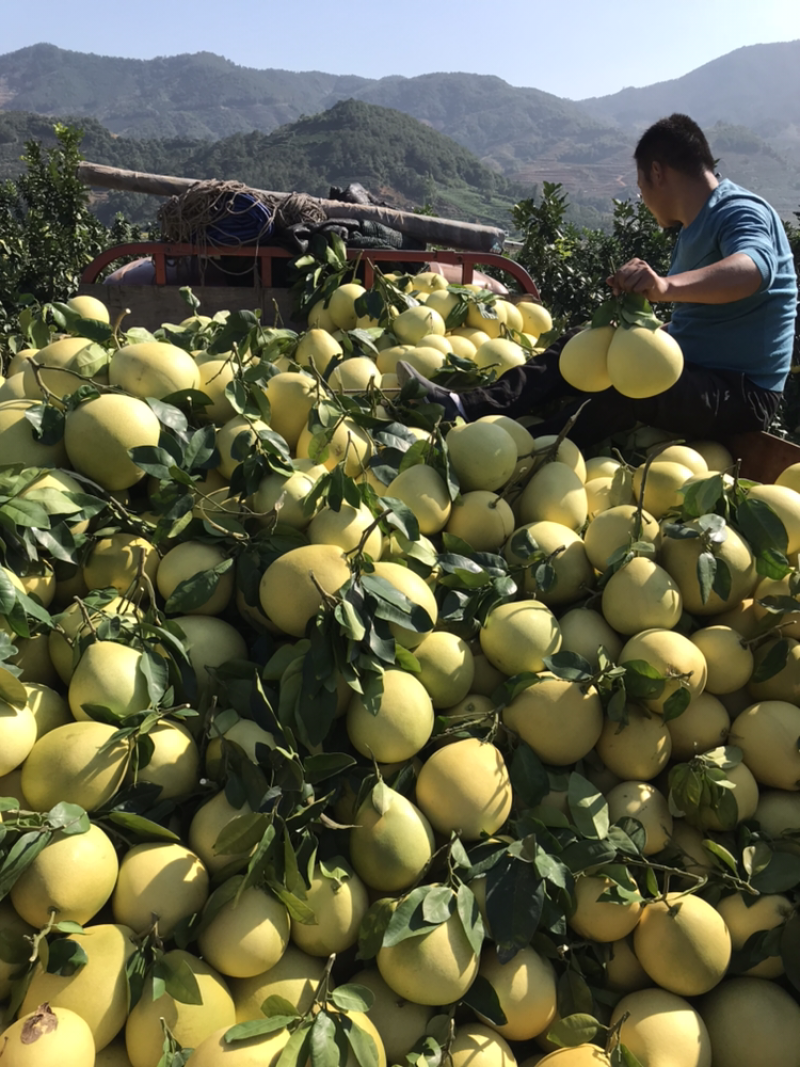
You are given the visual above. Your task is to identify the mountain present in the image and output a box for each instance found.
[579,41,800,160]
[2,41,799,222]
[0,101,526,229]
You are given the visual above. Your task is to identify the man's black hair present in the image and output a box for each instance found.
[634,114,715,179]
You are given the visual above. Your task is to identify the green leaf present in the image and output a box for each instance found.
[781,912,800,995]
[382,886,449,947]
[461,973,508,1024]
[46,802,90,835]
[567,773,609,840]
[751,639,790,683]
[621,661,665,701]
[696,551,717,605]
[0,667,27,708]
[303,753,356,785]
[105,812,181,843]
[737,497,788,557]
[45,936,89,975]
[421,886,455,925]
[702,838,739,874]
[260,995,301,1019]
[510,743,550,809]
[330,984,375,1014]
[140,649,169,706]
[153,955,203,1005]
[546,1013,602,1049]
[681,474,724,518]
[165,559,234,614]
[276,1022,313,1067]
[662,686,691,722]
[750,850,800,894]
[485,854,545,961]
[310,1012,339,1067]
[0,828,52,898]
[358,897,395,960]
[341,1014,380,1067]
[224,1016,296,1043]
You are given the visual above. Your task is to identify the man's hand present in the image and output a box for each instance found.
[606,258,670,302]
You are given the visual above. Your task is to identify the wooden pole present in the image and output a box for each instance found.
[77,161,507,254]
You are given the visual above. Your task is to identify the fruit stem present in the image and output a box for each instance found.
[73,596,98,640]
[632,439,680,543]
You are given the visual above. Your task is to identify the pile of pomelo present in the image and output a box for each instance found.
[0,271,800,1067]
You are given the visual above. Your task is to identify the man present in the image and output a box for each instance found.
[398,114,798,450]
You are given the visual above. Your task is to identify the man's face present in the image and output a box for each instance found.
[637,164,678,228]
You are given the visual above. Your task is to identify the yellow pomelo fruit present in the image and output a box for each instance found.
[308,502,383,558]
[68,294,110,321]
[307,300,336,331]
[171,615,247,690]
[0,398,68,467]
[518,462,588,530]
[82,532,159,596]
[728,700,800,788]
[751,574,800,639]
[377,901,479,1005]
[531,435,587,481]
[596,705,672,780]
[480,600,561,676]
[504,520,594,606]
[585,473,635,518]
[205,718,275,780]
[198,884,290,978]
[0,898,35,1000]
[516,301,553,339]
[0,1004,95,1067]
[557,608,623,667]
[477,414,536,479]
[650,444,708,475]
[715,892,791,978]
[259,543,350,637]
[289,862,368,956]
[328,283,368,330]
[605,935,653,994]
[688,440,734,472]
[632,460,693,519]
[196,358,236,424]
[583,504,660,572]
[412,631,475,708]
[67,640,152,722]
[370,561,437,648]
[618,628,708,714]
[503,676,603,765]
[415,738,512,839]
[189,791,254,875]
[393,305,446,344]
[350,967,432,1064]
[0,699,36,775]
[602,557,683,635]
[710,597,760,639]
[610,988,711,1067]
[424,289,460,320]
[447,491,515,552]
[112,842,209,938]
[559,325,614,392]
[183,1025,289,1067]
[568,876,642,943]
[447,334,478,360]
[386,465,452,535]
[157,540,233,615]
[700,977,800,1067]
[634,893,731,996]
[8,631,59,688]
[125,949,235,1067]
[689,625,753,694]
[94,1039,134,1067]
[747,637,800,703]
[697,760,759,831]
[21,923,136,1050]
[228,944,326,1022]
[6,347,37,376]
[250,465,324,531]
[10,823,118,927]
[295,328,343,374]
[129,720,200,799]
[537,1048,611,1066]
[585,456,622,481]
[350,783,435,891]
[347,668,434,762]
[470,654,506,697]
[477,945,557,1040]
[109,342,199,399]
[20,336,105,404]
[64,394,160,490]
[296,416,372,478]
[670,820,714,877]
[666,692,730,760]
[755,788,800,833]
[776,461,800,493]
[21,720,129,812]
[660,523,757,615]
[263,371,316,450]
[375,343,415,374]
[606,781,672,855]
[328,355,382,393]
[746,482,800,555]
[216,413,271,480]
[449,1023,516,1067]
[473,337,527,376]
[416,334,452,356]
[607,326,683,398]
[446,422,517,492]
[452,326,491,348]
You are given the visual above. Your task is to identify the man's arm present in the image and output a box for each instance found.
[607,253,762,304]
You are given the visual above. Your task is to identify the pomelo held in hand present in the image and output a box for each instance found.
[607,324,683,398]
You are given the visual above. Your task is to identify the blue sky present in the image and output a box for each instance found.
[3,0,799,99]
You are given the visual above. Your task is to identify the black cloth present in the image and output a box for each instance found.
[457,334,782,450]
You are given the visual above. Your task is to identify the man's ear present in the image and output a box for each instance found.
[650,161,664,185]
